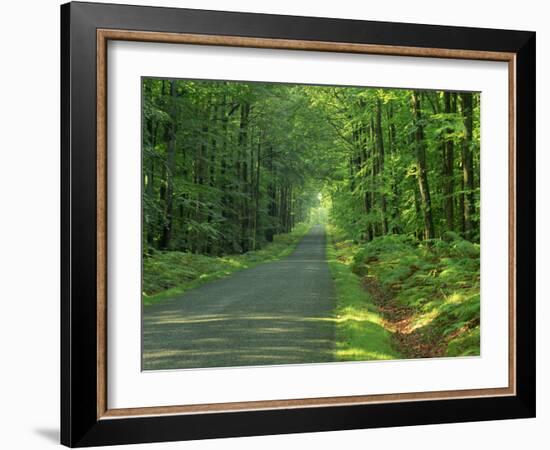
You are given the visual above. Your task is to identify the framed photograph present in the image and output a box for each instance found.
[61,1,535,447]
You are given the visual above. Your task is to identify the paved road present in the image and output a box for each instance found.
[142,225,337,370]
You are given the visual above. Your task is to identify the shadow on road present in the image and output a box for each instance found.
[143,225,337,370]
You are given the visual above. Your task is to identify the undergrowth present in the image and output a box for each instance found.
[350,231,480,357]
[143,223,311,306]
[326,227,400,361]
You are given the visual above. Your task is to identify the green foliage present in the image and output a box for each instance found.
[326,228,400,361]
[446,326,480,357]
[350,232,480,357]
[144,79,480,262]
[142,78,328,258]
[142,77,481,360]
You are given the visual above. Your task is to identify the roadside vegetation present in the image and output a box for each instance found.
[326,225,399,361]
[327,224,480,359]
[143,223,310,306]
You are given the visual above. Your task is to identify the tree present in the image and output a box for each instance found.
[411,91,435,240]
[460,92,475,240]
[443,91,455,232]
[142,79,480,258]
[159,80,177,249]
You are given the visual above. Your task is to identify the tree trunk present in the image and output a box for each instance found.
[279,185,286,233]
[411,91,435,240]
[386,103,401,233]
[144,80,157,249]
[460,92,475,240]
[238,102,250,252]
[443,92,455,232]
[159,80,177,249]
[265,146,276,242]
[252,136,261,250]
[288,185,293,231]
[192,106,211,254]
[369,118,378,239]
[375,97,389,234]
[206,105,218,255]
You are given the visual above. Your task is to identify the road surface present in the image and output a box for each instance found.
[142,225,337,370]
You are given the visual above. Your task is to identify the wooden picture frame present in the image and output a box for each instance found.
[61,1,535,447]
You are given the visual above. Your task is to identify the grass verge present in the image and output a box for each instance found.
[326,225,400,361]
[143,223,311,306]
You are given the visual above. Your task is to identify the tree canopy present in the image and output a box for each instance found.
[142,78,480,255]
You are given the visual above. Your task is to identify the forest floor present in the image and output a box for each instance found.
[142,225,337,370]
[328,226,480,359]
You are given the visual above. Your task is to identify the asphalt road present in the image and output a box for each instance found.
[142,225,337,370]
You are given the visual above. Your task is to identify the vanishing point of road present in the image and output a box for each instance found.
[142,225,337,370]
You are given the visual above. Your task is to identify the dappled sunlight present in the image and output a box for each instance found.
[335,311,384,326]
[409,309,439,331]
[443,292,467,305]
[220,258,248,268]
[151,316,230,325]
[347,231,480,357]
[326,231,400,362]
[255,327,294,334]
[336,347,396,361]
[142,226,339,370]
[144,349,231,359]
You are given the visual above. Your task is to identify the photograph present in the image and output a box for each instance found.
[141,78,481,370]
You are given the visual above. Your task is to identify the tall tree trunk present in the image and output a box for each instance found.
[459,175,465,235]
[237,102,250,252]
[145,157,155,247]
[358,123,372,241]
[288,185,293,231]
[369,118,378,239]
[279,185,286,233]
[219,98,231,253]
[246,128,255,247]
[193,106,211,254]
[206,105,218,255]
[411,91,435,240]
[443,92,455,233]
[265,146,277,242]
[413,181,423,240]
[252,135,261,250]
[460,92,475,240]
[386,103,401,233]
[144,80,157,249]
[375,97,389,234]
[159,80,177,249]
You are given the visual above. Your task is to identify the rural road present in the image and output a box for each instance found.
[142,225,337,370]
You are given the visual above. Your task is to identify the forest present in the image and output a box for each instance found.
[142,77,481,364]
